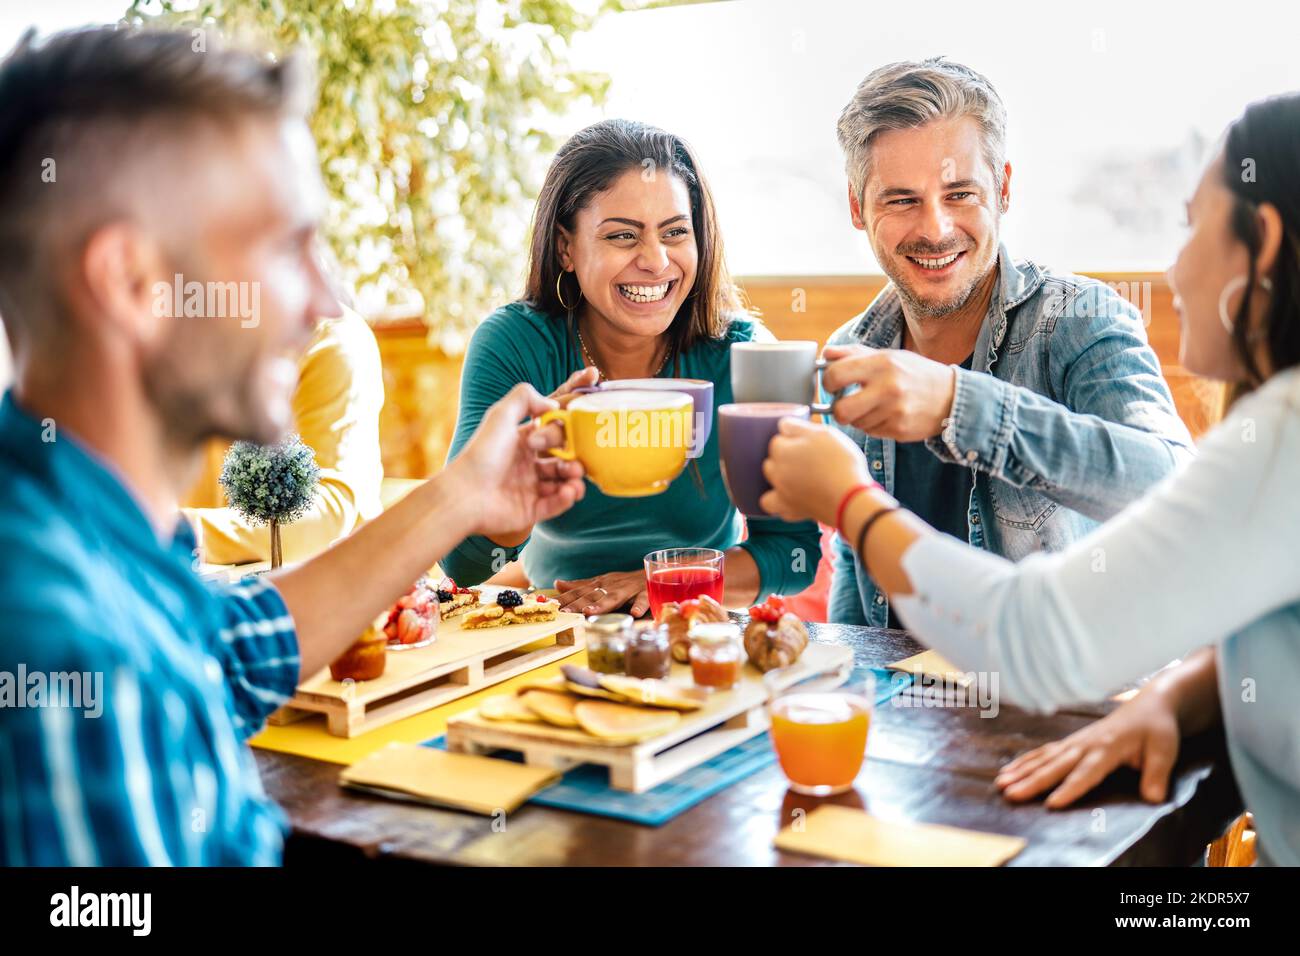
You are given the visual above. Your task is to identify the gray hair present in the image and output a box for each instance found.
[836,57,1007,206]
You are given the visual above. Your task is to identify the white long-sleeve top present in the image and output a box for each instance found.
[893,365,1300,865]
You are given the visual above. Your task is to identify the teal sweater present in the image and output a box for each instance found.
[442,301,821,596]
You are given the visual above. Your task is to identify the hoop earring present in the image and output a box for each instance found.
[556,271,582,311]
[1218,275,1273,334]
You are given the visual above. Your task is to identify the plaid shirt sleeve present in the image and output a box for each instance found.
[205,576,301,742]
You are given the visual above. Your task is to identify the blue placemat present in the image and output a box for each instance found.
[424,665,911,827]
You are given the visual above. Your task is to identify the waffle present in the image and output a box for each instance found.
[462,595,560,629]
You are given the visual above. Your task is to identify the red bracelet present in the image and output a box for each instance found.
[834,482,877,535]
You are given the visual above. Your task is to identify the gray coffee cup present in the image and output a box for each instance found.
[730,340,830,414]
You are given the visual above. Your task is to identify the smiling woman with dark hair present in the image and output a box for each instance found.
[441,119,820,615]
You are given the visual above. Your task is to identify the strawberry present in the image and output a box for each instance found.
[748,594,788,624]
[396,608,425,644]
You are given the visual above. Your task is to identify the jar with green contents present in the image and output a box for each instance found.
[584,613,632,674]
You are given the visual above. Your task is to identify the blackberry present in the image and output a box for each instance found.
[435,589,454,604]
[496,589,524,609]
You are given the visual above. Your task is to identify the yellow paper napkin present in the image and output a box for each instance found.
[339,742,560,815]
[775,805,1025,866]
[886,649,972,686]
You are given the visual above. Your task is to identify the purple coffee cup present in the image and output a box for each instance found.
[717,402,811,517]
[577,378,714,458]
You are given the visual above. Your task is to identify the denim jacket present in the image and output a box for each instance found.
[828,244,1195,627]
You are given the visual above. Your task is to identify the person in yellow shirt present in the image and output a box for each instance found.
[184,306,385,565]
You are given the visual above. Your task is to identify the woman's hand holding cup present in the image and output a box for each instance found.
[549,365,601,407]
[759,417,874,525]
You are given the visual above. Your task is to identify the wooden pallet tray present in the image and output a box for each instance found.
[268,602,586,738]
[445,640,852,793]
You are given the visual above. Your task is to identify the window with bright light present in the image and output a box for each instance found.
[567,0,1300,275]
[6,0,1299,281]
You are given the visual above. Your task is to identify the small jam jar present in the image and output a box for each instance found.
[584,613,633,674]
[625,623,672,680]
[688,621,744,690]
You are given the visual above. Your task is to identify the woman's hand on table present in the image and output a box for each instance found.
[554,570,650,618]
[445,383,587,539]
[995,684,1181,809]
[759,416,874,526]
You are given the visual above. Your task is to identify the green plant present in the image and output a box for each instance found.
[124,0,617,344]
[219,435,320,567]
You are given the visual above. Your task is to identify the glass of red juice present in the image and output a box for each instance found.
[644,548,725,620]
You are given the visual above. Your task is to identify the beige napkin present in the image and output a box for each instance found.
[886,649,973,686]
[339,742,559,815]
[775,805,1025,867]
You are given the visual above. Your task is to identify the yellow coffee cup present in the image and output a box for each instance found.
[538,389,693,497]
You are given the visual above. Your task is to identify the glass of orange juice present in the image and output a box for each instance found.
[764,661,872,796]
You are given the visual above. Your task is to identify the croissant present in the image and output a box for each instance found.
[744,612,808,672]
[660,594,729,662]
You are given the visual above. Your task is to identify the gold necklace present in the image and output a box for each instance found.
[576,323,671,382]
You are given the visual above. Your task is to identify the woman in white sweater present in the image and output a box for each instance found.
[761,92,1300,865]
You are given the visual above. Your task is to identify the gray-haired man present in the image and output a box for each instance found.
[820,58,1193,627]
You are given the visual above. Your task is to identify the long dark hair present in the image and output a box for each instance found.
[523,119,742,355]
[1221,93,1300,392]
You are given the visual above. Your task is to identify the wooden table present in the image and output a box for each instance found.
[254,623,1243,866]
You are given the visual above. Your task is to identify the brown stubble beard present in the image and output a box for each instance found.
[884,236,999,320]
[141,315,283,454]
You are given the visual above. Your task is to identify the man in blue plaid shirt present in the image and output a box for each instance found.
[0,27,587,866]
